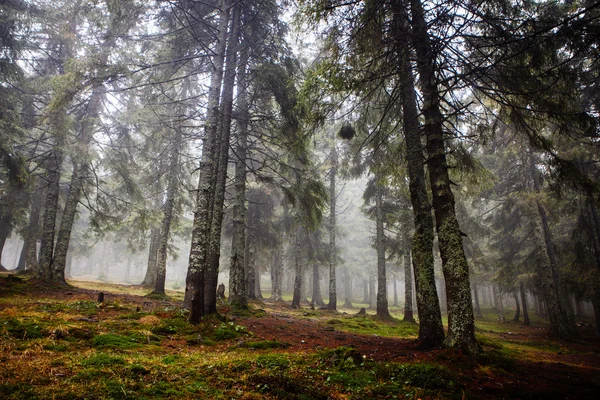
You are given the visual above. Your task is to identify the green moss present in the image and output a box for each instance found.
[81,352,126,367]
[90,333,143,349]
[256,353,291,369]
[240,340,291,350]
[375,362,457,390]
[2,318,45,339]
[210,322,247,342]
[43,343,68,352]
[151,316,194,336]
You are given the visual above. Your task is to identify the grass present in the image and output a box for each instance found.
[1,275,599,399]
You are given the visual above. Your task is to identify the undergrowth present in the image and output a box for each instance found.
[1,275,598,399]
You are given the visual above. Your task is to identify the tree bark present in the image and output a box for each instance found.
[393,272,398,307]
[327,139,337,310]
[362,278,369,304]
[204,2,241,315]
[291,226,303,309]
[142,227,160,287]
[312,263,325,307]
[520,283,530,325]
[409,0,478,354]
[185,1,230,322]
[403,250,414,322]
[529,154,577,338]
[152,122,183,295]
[25,185,44,273]
[513,290,521,322]
[38,148,63,281]
[246,239,256,300]
[391,0,444,347]
[472,278,482,318]
[375,184,390,318]
[271,244,283,301]
[228,45,249,309]
[369,275,376,308]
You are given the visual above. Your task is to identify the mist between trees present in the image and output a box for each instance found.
[1,0,600,353]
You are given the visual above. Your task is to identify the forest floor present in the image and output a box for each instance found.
[1,273,599,399]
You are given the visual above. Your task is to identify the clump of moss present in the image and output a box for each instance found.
[240,340,291,350]
[81,352,126,367]
[376,362,457,391]
[2,318,45,339]
[90,333,142,349]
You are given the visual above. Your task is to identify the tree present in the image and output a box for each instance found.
[409,0,479,353]
[185,0,231,323]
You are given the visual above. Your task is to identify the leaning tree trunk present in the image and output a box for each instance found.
[375,184,390,318]
[391,0,444,347]
[204,4,241,315]
[327,139,337,310]
[229,45,250,309]
[185,2,230,323]
[409,0,478,354]
[403,250,414,322]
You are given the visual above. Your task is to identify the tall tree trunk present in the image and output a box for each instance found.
[153,125,183,295]
[513,290,521,322]
[403,250,414,322]
[472,278,483,318]
[142,227,160,287]
[229,45,249,309]
[391,0,444,347]
[369,275,376,308]
[375,184,390,318]
[520,284,530,325]
[493,284,504,318]
[38,148,63,281]
[327,139,337,310]
[246,239,256,300]
[592,289,600,336]
[291,226,302,309]
[343,268,353,307]
[185,2,230,322]
[312,263,325,307]
[362,278,369,304]
[205,3,241,315]
[271,245,283,301]
[255,268,262,299]
[52,77,105,283]
[393,271,398,307]
[16,242,27,271]
[409,0,478,353]
[25,185,44,273]
[529,155,577,338]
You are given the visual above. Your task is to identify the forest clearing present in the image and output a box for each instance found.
[1,274,599,399]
